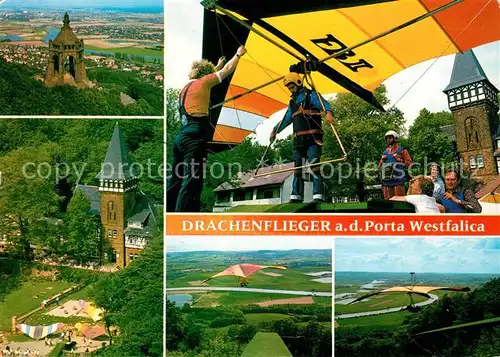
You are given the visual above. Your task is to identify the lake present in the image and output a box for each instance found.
[168,294,193,307]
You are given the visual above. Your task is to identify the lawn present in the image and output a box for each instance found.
[24,285,94,326]
[0,281,73,330]
[244,313,291,324]
[335,293,427,314]
[337,311,413,331]
[241,332,292,357]
[85,45,164,58]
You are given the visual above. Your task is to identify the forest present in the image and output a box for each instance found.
[0,58,163,115]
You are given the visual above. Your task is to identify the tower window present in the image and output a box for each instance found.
[477,155,484,168]
[469,155,476,169]
[108,230,112,238]
[113,230,117,238]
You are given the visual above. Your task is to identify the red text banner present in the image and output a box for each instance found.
[166,215,500,236]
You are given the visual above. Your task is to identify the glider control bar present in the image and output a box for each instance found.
[209,0,464,110]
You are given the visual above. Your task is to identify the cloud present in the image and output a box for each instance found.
[336,238,500,274]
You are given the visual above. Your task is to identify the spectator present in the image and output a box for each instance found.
[390,175,441,213]
[428,162,445,198]
[436,169,482,213]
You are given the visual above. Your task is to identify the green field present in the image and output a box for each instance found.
[337,311,413,330]
[85,45,163,58]
[241,332,292,357]
[0,281,73,330]
[336,293,427,314]
[245,313,291,323]
[174,291,331,308]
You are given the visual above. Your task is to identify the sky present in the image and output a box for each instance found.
[336,238,500,274]
[167,235,333,252]
[166,0,499,145]
[0,0,163,8]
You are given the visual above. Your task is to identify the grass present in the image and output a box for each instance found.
[241,332,292,357]
[0,281,73,330]
[335,287,360,294]
[335,293,427,314]
[337,311,413,331]
[318,202,368,211]
[48,341,65,357]
[244,313,291,323]
[24,285,94,325]
[85,45,164,58]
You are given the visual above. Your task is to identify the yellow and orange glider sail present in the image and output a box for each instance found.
[201,0,499,150]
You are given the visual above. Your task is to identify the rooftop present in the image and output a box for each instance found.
[214,162,295,192]
[443,50,491,92]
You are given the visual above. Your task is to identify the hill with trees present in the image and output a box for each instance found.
[0,58,163,115]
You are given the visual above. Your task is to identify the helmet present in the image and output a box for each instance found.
[385,130,398,140]
[283,72,302,87]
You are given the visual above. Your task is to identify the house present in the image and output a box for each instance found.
[75,124,161,267]
[475,175,500,213]
[212,162,314,212]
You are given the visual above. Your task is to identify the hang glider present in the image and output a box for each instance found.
[75,323,108,340]
[201,0,500,152]
[201,264,287,284]
[79,300,104,322]
[414,317,500,337]
[16,323,64,340]
[349,285,470,304]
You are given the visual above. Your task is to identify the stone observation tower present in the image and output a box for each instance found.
[45,13,89,87]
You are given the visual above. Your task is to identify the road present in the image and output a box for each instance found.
[166,287,332,297]
[336,293,439,319]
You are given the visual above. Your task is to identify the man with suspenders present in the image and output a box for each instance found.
[378,130,413,199]
[167,46,247,212]
[269,72,334,203]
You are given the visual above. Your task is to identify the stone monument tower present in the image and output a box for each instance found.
[45,13,88,87]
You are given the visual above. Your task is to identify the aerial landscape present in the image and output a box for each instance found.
[166,236,333,356]
[335,238,500,357]
[0,0,163,115]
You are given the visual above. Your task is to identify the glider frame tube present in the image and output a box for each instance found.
[253,156,347,178]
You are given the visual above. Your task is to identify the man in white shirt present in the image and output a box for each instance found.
[390,175,442,213]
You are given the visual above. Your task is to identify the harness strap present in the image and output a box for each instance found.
[292,106,322,118]
[293,129,323,138]
[179,81,195,114]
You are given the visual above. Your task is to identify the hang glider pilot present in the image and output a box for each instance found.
[378,130,413,199]
[269,72,334,203]
[167,45,247,212]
